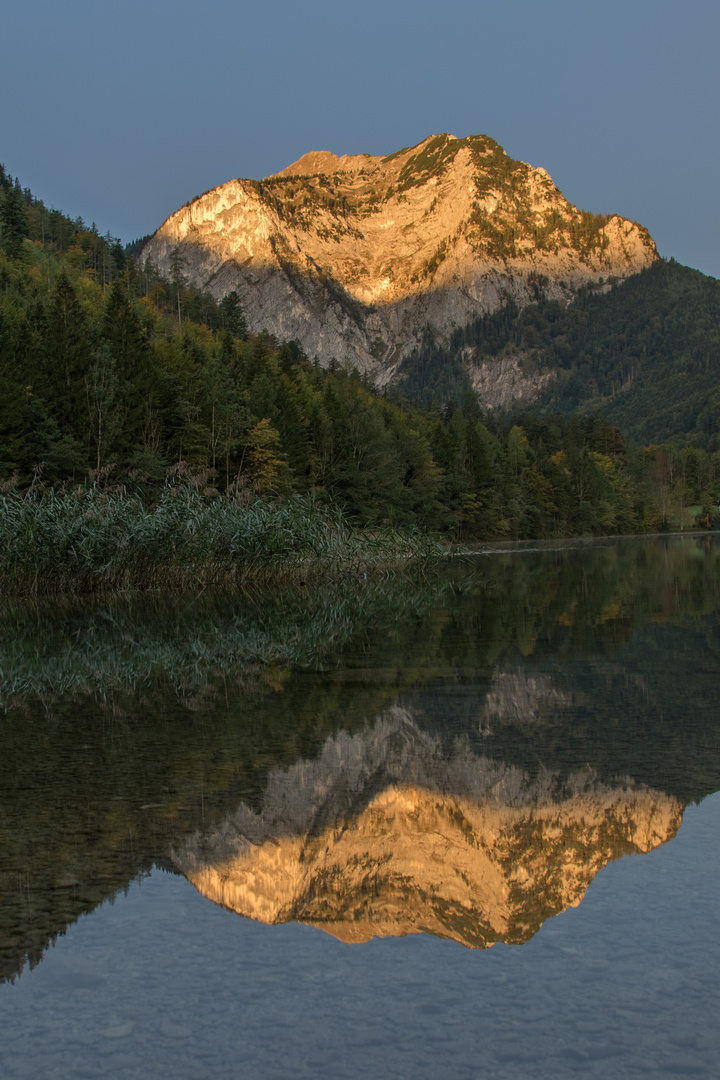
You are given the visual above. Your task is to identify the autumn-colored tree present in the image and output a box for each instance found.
[246,418,291,493]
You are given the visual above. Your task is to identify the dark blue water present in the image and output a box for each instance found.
[1,537,719,1078]
[1,794,718,1079]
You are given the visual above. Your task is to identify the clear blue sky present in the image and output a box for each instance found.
[2,0,718,276]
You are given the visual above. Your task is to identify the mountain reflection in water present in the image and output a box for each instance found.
[1,535,719,981]
[176,708,681,947]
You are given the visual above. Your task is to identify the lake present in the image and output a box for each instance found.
[1,535,718,1078]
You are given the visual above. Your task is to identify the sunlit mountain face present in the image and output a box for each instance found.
[140,134,655,384]
[1,535,719,980]
[175,708,681,948]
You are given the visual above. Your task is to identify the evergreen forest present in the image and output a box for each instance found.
[1,163,719,582]
[401,261,720,448]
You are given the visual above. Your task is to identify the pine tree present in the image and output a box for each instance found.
[0,184,30,258]
[42,272,93,445]
[169,246,188,324]
[86,343,120,473]
[220,290,248,338]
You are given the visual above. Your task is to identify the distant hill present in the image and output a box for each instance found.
[399,259,720,447]
[138,133,655,381]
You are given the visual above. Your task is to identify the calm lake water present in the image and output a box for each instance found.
[1,535,719,1078]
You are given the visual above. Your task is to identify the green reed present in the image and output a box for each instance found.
[0,574,450,709]
[0,487,443,595]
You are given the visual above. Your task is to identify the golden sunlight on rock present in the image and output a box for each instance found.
[173,709,681,948]
[140,134,656,387]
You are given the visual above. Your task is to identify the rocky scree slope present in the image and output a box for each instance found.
[140,134,656,384]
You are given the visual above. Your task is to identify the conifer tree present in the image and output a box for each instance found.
[86,343,120,473]
[0,184,30,258]
[220,290,248,338]
[169,246,188,324]
[42,272,92,444]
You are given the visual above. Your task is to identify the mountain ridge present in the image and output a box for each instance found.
[139,134,656,382]
[174,709,681,948]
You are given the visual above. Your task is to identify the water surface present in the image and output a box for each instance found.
[1,535,719,1077]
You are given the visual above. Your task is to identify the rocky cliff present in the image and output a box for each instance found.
[140,134,657,384]
[173,708,681,947]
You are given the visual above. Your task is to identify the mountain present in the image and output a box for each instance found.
[139,134,656,382]
[2,161,718,527]
[174,709,681,948]
[3,543,719,979]
[402,258,720,445]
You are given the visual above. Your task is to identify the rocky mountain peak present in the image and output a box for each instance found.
[173,710,681,948]
[270,148,382,178]
[140,133,657,383]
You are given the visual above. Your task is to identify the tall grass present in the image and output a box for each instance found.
[0,487,443,596]
[0,576,450,709]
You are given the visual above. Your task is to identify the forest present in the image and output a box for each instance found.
[401,260,720,447]
[1,163,719,578]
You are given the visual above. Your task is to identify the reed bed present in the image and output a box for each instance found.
[0,575,449,708]
[0,487,443,596]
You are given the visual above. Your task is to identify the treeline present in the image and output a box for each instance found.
[1,168,719,540]
[400,260,720,448]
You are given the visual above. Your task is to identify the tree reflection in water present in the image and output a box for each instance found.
[1,534,719,981]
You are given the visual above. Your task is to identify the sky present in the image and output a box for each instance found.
[1,0,718,276]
